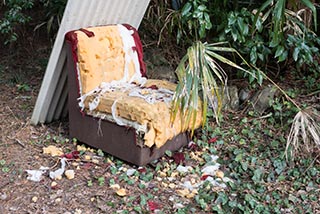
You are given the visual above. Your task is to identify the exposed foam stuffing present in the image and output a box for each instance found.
[83,79,202,148]
[76,26,139,95]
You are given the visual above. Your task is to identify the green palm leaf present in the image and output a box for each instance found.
[171,41,253,134]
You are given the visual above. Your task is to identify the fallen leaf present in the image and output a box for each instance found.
[208,137,218,144]
[76,145,87,152]
[159,171,167,177]
[216,170,224,178]
[168,183,176,189]
[200,174,210,181]
[176,189,190,197]
[173,152,185,164]
[92,159,99,164]
[188,141,199,150]
[110,184,120,190]
[138,167,146,173]
[116,188,127,196]
[148,201,159,211]
[63,151,80,159]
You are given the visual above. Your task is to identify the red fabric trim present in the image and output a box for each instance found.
[142,85,158,90]
[122,24,147,77]
[79,28,95,37]
[65,30,95,116]
[65,30,79,63]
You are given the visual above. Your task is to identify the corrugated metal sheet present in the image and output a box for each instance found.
[31,0,150,124]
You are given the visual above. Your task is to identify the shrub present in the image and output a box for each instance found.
[0,0,34,44]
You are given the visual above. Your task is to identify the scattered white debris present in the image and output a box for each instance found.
[126,168,136,176]
[49,158,66,180]
[31,196,38,203]
[26,166,49,182]
[201,163,220,176]
[204,176,227,188]
[210,155,219,162]
[174,203,185,209]
[222,177,233,183]
[65,170,75,180]
[176,165,192,173]
[0,192,7,200]
[51,181,58,188]
[182,181,194,191]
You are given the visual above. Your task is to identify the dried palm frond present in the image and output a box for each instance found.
[286,109,320,161]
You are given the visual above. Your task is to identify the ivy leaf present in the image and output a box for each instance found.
[252,168,264,183]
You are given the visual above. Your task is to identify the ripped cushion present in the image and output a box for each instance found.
[82,79,202,148]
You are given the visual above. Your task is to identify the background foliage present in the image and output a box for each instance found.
[0,0,66,45]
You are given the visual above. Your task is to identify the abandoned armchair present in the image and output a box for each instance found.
[65,24,202,165]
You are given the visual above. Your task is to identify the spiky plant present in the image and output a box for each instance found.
[171,41,250,134]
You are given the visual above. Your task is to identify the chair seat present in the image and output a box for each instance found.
[81,79,202,148]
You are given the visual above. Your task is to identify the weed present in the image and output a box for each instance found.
[87,179,93,187]
[0,159,11,173]
[17,83,31,92]
[97,177,105,186]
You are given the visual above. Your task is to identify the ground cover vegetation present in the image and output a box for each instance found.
[1,0,320,213]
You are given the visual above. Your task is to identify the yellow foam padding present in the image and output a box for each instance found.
[76,26,137,95]
[83,79,203,148]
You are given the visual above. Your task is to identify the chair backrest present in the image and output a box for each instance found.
[66,24,146,95]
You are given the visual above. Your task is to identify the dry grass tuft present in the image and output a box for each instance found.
[286,109,320,160]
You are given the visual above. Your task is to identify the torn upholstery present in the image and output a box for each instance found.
[65,24,202,148]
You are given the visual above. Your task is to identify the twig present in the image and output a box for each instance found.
[248,112,273,122]
[15,139,25,148]
[302,153,320,175]
[5,106,19,122]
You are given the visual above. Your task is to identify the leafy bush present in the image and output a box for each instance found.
[0,0,66,45]
[35,0,67,36]
[221,0,319,79]
[177,0,212,42]
[0,0,34,44]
